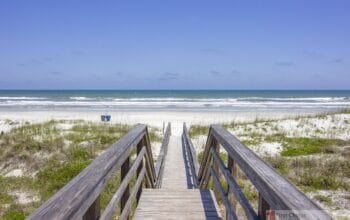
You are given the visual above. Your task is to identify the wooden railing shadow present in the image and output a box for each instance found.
[183,123,331,220]
[29,123,171,220]
[181,132,198,189]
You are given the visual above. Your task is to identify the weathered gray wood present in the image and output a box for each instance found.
[161,134,189,189]
[120,166,146,220]
[212,138,221,201]
[258,193,270,220]
[200,137,214,188]
[100,148,146,220]
[183,123,200,178]
[120,155,130,220]
[28,124,148,220]
[227,157,237,212]
[210,167,237,220]
[134,189,222,220]
[143,146,156,188]
[209,125,331,219]
[143,127,157,182]
[198,131,213,182]
[136,141,143,203]
[144,168,153,188]
[82,196,100,220]
[182,134,198,188]
[155,122,171,188]
[211,148,258,220]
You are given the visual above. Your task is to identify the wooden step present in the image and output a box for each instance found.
[134,189,222,220]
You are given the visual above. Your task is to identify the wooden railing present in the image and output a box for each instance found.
[29,123,171,220]
[182,123,200,188]
[183,124,331,220]
[155,122,171,188]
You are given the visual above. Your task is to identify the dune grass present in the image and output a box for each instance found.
[264,155,350,192]
[191,110,350,213]
[189,125,209,138]
[263,134,350,156]
[0,120,162,219]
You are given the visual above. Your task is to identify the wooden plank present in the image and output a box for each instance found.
[144,127,157,181]
[136,141,143,203]
[211,148,258,220]
[143,147,156,188]
[161,135,188,189]
[182,135,197,188]
[209,125,331,219]
[100,148,146,220]
[183,123,200,177]
[198,131,213,182]
[120,155,130,220]
[134,189,222,220]
[155,122,171,188]
[28,124,147,220]
[258,193,270,220]
[82,196,100,220]
[212,138,221,201]
[210,167,238,220]
[227,157,237,212]
[120,166,146,220]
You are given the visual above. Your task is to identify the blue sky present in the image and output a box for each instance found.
[0,0,349,89]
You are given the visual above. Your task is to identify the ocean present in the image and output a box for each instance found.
[0,90,350,112]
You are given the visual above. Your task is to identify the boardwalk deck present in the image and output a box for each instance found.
[134,189,221,220]
[134,134,222,219]
[30,123,330,220]
[162,135,188,188]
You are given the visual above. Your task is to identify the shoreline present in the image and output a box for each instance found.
[0,110,319,133]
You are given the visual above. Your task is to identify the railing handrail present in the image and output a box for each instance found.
[28,124,166,220]
[155,122,171,188]
[185,124,331,220]
[182,122,200,187]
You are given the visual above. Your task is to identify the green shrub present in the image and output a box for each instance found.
[37,160,91,200]
[264,156,290,175]
[314,195,332,205]
[189,125,209,138]
[282,137,348,156]
[2,210,27,220]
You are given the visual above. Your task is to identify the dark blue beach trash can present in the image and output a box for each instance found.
[101,114,111,122]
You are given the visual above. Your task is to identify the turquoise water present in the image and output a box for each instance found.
[0,90,349,112]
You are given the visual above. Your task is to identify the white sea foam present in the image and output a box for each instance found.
[0,97,47,100]
[1,99,350,108]
[237,97,348,102]
[0,95,349,111]
[69,97,95,100]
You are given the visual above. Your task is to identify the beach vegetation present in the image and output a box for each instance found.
[314,195,332,206]
[265,135,349,156]
[189,125,209,138]
[0,120,162,218]
[264,156,350,192]
[190,110,350,215]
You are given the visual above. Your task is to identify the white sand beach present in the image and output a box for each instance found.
[0,110,313,134]
[1,109,349,218]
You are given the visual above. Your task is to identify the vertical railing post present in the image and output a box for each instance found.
[121,156,130,220]
[258,193,270,220]
[227,157,238,217]
[212,138,221,202]
[201,136,213,188]
[136,139,144,203]
[83,195,100,220]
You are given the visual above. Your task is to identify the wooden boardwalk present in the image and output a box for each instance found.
[134,135,222,219]
[30,123,330,220]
